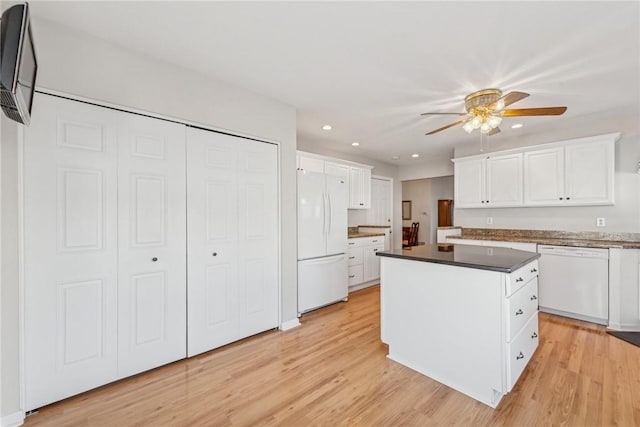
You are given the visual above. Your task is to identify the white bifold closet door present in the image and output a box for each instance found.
[116,112,186,378]
[23,94,187,410]
[186,128,279,357]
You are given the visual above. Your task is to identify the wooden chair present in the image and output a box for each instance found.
[403,222,419,247]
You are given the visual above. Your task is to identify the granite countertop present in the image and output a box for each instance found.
[447,230,640,249]
[348,232,386,238]
[376,244,540,273]
[357,225,391,228]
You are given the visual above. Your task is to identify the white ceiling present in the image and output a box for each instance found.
[31,1,640,165]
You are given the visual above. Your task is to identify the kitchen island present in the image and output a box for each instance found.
[377,244,540,408]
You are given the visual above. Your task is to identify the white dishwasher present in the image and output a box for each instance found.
[537,245,609,325]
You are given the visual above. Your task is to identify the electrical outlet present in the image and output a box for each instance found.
[596,217,606,227]
[486,216,493,225]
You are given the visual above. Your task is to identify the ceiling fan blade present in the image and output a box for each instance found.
[498,91,530,108]
[487,127,501,136]
[421,112,466,116]
[425,119,466,135]
[500,107,567,117]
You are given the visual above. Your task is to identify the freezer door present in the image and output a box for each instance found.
[297,170,327,259]
[298,254,348,314]
[325,174,348,256]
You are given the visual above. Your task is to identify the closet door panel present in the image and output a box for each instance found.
[24,94,119,410]
[237,140,279,336]
[117,114,187,378]
[187,128,239,357]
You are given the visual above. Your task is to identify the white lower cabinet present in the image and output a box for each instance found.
[348,236,384,289]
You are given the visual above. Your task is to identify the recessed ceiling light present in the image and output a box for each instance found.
[392,156,400,160]
[511,123,524,129]
[411,153,419,158]
[322,125,332,130]
[352,142,360,147]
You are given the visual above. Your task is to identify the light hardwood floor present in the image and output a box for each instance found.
[25,285,639,426]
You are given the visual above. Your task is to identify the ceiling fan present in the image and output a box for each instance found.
[422,89,567,136]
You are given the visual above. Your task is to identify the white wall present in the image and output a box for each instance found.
[0,15,299,419]
[1,117,20,423]
[397,155,454,181]
[296,142,402,249]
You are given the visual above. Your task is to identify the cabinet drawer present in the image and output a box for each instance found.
[347,247,363,266]
[506,259,539,296]
[348,265,363,286]
[506,278,539,342]
[507,313,539,391]
[348,236,384,247]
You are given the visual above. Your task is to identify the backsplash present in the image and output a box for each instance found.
[461,228,640,243]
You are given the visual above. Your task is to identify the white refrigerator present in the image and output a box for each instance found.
[297,169,348,315]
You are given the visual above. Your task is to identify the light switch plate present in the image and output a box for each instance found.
[596,217,606,227]
[486,217,493,225]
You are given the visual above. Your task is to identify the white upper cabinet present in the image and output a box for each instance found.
[454,157,486,208]
[523,147,564,205]
[297,151,372,210]
[455,153,522,208]
[349,166,372,209]
[564,140,614,205]
[456,133,618,208]
[324,160,349,177]
[486,153,523,207]
[524,138,615,206]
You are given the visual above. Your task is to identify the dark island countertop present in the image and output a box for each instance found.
[376,244,540,273]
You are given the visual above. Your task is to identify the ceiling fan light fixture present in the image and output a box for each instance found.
[488,115,502,128]
[463,122,474,133]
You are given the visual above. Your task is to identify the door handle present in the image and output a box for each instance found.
[516,352,524,360]
[515,309,524,316]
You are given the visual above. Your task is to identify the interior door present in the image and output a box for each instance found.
[116,113,187,377]
[367,177,392,226]
[236,138,279,337]
[186,128,279,357]
[187,128,239,356]
[23,94,119,410]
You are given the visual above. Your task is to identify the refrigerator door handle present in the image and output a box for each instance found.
[327,193,332,235]
[322,192,327,237]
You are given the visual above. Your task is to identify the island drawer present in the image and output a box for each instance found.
[506,313,539,392]
[348,265,363,286]
[505,259,539,296]
[347,247,363,266]
[506,278,539,342]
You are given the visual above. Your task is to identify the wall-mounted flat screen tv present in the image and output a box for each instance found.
[0,3,37,125]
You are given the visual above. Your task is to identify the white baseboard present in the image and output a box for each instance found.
[279,318,301,331]
[1,412,24,427]
[607,322,640,332]
[348,280,379,293]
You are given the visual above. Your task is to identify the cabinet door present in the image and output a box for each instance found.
[565,140,614,205]
[363,244,385,281]
[349,166,363,208]
[454,157,486,207]
[298,154,324,173]
[116,114,187,378]
[523,147,564,205]
[23,94,119,410]
[486,153,523,207]
[361,167,372,209]
[325,161,349,178]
